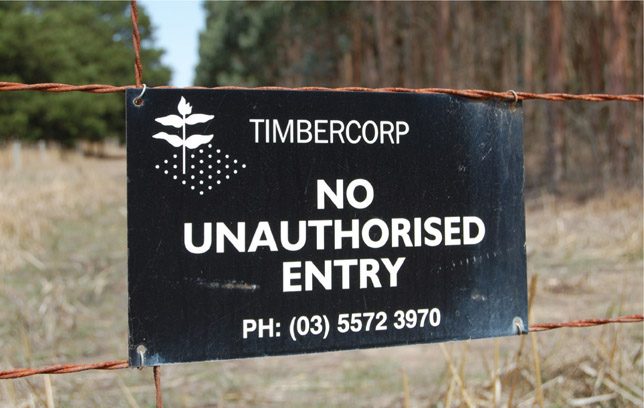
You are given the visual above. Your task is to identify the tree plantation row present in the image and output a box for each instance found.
[196,2,642,187]
[1,2,642,188]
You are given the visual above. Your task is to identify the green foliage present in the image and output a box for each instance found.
[195,2,349,87]
[195,2,283,87]
[0,1,171,146]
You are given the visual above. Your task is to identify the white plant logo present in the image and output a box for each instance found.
[152,96,246,195]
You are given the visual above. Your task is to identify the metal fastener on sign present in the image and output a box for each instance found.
[513,316,526,334]
[507,89,518,104]
[136,345,147,369]
[133,83,147,106]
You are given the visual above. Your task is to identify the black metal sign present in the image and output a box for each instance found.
[126,89,528,366]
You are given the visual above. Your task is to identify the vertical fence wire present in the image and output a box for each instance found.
[131,0,143,88]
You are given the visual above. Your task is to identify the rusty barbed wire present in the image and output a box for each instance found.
[0,314,640,380]
[529,314,643,332]
[0,81,642,102]
[0,82,130,93]
[0,360,128,380]
[131,0,143,88]
[154,366,164,408]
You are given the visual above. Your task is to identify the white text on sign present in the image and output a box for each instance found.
[250,119,410,144]
[183,179,486,292]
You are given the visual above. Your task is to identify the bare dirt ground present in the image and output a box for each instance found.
[0,148,641,407]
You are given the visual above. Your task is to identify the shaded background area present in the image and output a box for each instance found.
[195,2,643,191]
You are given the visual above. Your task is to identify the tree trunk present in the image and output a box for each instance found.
[363,5,380,87]
[633,3,643,183]
[590,3,604,93]
[373,1,395,85]
[523,4,534,92]
[456,3,474,88]
[607,1,631,183]
[351,12,363,86]
[502,10,518,91]
[547,1,566,188]
[433,2,450,87]
[408,3,424,88]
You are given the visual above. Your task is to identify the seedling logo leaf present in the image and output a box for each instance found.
[153,96,214,174]
[177,96,192,115]
[185,114,215,125]
[152,95,247,196]
[153,132,184,147]
[184,134,214,149]
[155,115,183,128]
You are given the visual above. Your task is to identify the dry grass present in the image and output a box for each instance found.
[0,147,641,407]
[0,145,123,272]
[526,189,643,261]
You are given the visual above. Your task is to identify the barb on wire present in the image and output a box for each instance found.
[0,314,641,380]
[0,81,642,102]
[529,314,643,332]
